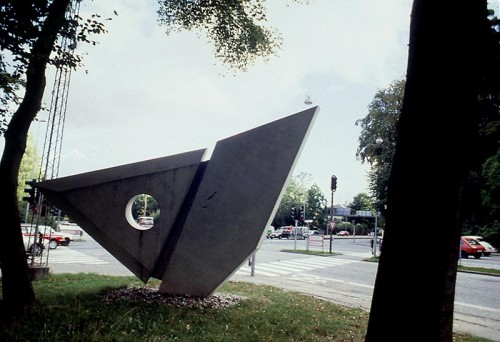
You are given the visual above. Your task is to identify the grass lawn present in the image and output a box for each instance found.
[0,273,491,341]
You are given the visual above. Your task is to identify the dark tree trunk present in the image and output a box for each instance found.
[366,1,488,341]
[0,0,71,317]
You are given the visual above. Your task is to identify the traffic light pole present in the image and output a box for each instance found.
[294,219,298,250]
[330,189,334,254]
[329,175,337,254]
[23,179,37,223]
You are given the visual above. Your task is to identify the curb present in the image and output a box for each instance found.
[457,269,500,277]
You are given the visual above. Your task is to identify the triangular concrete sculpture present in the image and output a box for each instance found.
[36,106,319,297]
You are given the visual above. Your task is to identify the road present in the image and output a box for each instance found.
[44,236,500,341]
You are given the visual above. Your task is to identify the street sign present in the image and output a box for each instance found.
[309,235,324,247]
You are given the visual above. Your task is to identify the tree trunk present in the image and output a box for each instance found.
[366,1,488,341]
[0,0,71,317]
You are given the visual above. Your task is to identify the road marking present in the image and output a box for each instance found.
[256,264,294,274]
[236,257,358,277]
[46,248,108,265]
[455,301,500,314]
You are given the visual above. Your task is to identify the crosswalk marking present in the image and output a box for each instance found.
[258,264,296,274]
[280,258,352,268]
[266,262,311,271]
[46,248,108,265]
[236,257,358,277]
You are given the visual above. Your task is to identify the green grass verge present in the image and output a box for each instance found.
[364,257,500,276]
[0,273,490,341]
[458,265,500,275]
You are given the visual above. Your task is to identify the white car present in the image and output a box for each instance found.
[463,236,497,256]
[137,216,154,228]
[57,222,86,241]
[21,223,71,251]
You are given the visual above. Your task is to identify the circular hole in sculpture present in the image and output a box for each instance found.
[126,193,159,230]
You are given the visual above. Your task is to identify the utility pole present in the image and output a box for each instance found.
[330,175,337,253]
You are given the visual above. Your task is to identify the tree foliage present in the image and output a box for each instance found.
[355,79,404,215]
[272,173,327,228]
[482,152,500,214]
[17,134,42,214]
[131,194,160,220]
[348,193,374,212]
[157,0,282,71]
[0,1,109,135]
[305,183,328,228]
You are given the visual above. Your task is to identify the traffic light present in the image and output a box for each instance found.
[290,206,297,219]
[331,175,337,191]
[299,205,305,221]
[22,179,37,205]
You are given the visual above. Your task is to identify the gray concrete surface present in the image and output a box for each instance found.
[36,149,206,282]
[158,107,318,296]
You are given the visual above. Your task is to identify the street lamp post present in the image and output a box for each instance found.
[304,95,312,105]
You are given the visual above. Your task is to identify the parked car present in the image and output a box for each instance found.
[57,221,86,241]
[462,236,497,256]
[137,216,154,228]
[269,227,292,239]
[460,236,486,259]
[291,228,307,240]
[21,223,71,250]
[337,231,350,236]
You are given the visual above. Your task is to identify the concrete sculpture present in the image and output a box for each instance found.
[36,106,319,297]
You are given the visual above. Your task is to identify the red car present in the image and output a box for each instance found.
[460,236,486,259]
[21,223,71,250]
[337,231,350,236]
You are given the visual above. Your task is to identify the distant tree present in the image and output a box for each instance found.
[17,135,42,219]
[480,151,500,245]
[348,193,374,212]
[272,173,327,228]
[344,193,380,235]
[272,175,307,227]
[130,194,158,218]
[482,152,500,216]
[305,184,327,228]
[355,79,404,216]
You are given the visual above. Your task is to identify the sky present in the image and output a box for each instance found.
[6,0,449,205]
